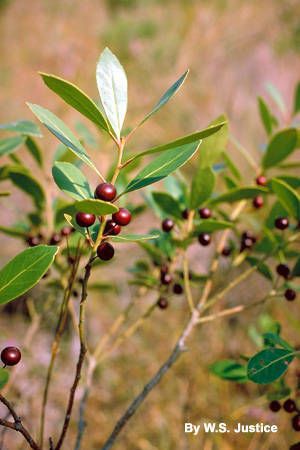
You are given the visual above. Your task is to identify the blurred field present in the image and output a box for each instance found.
[0,0,300,449]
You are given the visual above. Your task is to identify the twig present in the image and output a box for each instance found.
[0,395,40,450]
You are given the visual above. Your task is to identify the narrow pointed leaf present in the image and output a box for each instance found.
[152,192,182,219]
[0,120,42,137]
[25,137,43,167]
[0,136,25,156]
[124,141,201,194]
[52,162,93,201]
[199,115,228,168]
[271,178,300,219]
[262,128,298,169]
[247,348,295,384]
[0,225,28,238]
[27,103,101,176]
[190,166,215,209]
[0,245,58,304]
[140,70,189,125]
[294,82,300,115]
[110,234,159,243]
[209,187,268,205]
[74,198,118,215]
[257,97,278,135]
[40,73,110,133]
[8,166,45,209]
[96,48,127,138]
[193,219,233,233]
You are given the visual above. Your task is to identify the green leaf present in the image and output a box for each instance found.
[292,257,300,277]
[0,120,42,137]
[74,198,118,215]
[190,166,215,209]
[0,245,58,304]
[210,359,248,382]
[294,82,300,115]
[140,70,189,125]
[110,233,159,243]
[263,333,294,351]
[25,137,43,167]
[152,192,182,219]
[247,348,295,384]
[0,369,9,388]
[126,122,226,166]
[199,115,228,168]
[124,141,201,194]
[27,103,102,176]
[40,73,110,133]
[8,166,45,210]
[246,256,273,281]
[266,83,286,114]
[52,162,93,201]
[193,219,233,233]
[222,152,241,180]
[257,97,278,135]
[96,47,127,139]
[209,187,268,205]
[276,175,300,189]
[0,225,28,238]
[262,128,298,169]
[0,136,25,156]
[271,178,300,219]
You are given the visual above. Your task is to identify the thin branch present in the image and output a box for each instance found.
[0,394,40,450]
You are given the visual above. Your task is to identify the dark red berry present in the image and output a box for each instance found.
[161,273,173,285]
[242,231,256,241]
[104,220,121,236]
[173,283,183,295]
[160,264,169,275]
[276,264,290,279]
[252,195,264,209]
[221,246,231,257]
[94,183,117,202]
[162,218,174,232]
[26,235,41,247]
[112,208,131,226]
[1,347,21,366]
[275,217,289,230]
[256,175,267,186]
[269,400,281,412]
[285,289,296,301]
[181,209,189,220]
[290,442,300,450]
[157,297,168,309]
[75,212,96,228]
[50,233,61,245]
[72,290,79,298]
[199,207,212,219]
[61,226,73,237]
[198,233,211,246]
[97,242,115,261]
[283,399,297,413]
[292,414,300,431]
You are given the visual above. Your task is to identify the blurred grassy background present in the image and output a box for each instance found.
[0,0,300,449]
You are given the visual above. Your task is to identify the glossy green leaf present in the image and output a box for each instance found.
[294,82,300,115]
[210,360,248,382]
[0,136,25,156]
[193,219,233,233]
[96,47,127,139]
[0,120,42,137]
[0,369,9,388]
[199,115,228,168]
[25,137,43,167]
[0,245,58,304]
[8,166,45,210]
[276,175,300,189]
[74,198,118,215]
[27,103,102,176]
[110,234,159,243]
[152,192,182,219]
[140,70,189,125]
[124,141,201,194]
[190,166,215,209]
[257,97,278,135]
[40,73,110,133]
[52,162,93,201]
[262,128,298,169]
[209,186,268,205]
[247,348,295,384]
[271,178,300,219]
[263,333,294,351]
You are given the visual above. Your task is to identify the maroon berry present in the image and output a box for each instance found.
[275,217,289,230]
[256,175,267,186]
[242,231,256,241]
[75,212,96,228]
[61,226,73,237]
[162,218,174,232]
[269,400,281,412]
[276,263,290,279]
[50,233,61,245]
[221,246,231,257]
[173,283,183,295]
[292,414,300,431]
[112,208,131,226]
[198,233,211,246]
[252,195,264,209]
[199,207,212,219]
[285,289,296,301]
[283,399,296,413]
[161,272,172,285]
[157,297,168,309]
[94,183,117,202]
[160,264,169,275]
[181,209,189,220]
[26,235,40,247]
[1,347,21,367]
[97,242,115,261]
[72,290,79,298]
[104,220,121,236]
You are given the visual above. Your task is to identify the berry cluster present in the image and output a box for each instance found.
[1,346,21,367]
[26,226,74,247]
[269,398,300,448]
[156,264,183,310]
